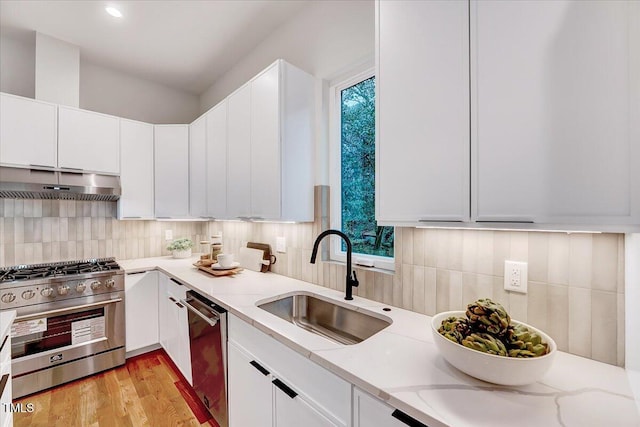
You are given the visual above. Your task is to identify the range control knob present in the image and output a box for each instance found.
[57,285,70,296]
[1,293,16,303]
[105,279,115,288]
[21,290,36,300]
[41,287,54,297]
[76,282,87,293]
[90,281,102,290]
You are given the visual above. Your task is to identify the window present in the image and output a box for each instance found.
[330,69,394,270]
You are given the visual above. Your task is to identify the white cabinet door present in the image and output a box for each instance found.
[189,116,208,218]
[158,273,169,351]
[58,106,120,174]
[228,314,350,427]
[353,388,410,427]
[119,119,154,219]
[154,125,190,218]
[166,276,192,385]
[124,271,159,353]
[250,63,281,220]
[274,384,337,427]
[376,0,470,224]
[228,342,273,427]
[0,93,57,168]
[158,273,192,384]
[227,85,252,219]
[206,101,228,219]
[471,0,640,226]
[1,325,13,427]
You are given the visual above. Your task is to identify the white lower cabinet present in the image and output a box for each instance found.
[1,322,13,427]
[158,273,192,384]
[228,314,350,427]
[124,271,159,353]
[353,388,423,427]
[273,386,336,427]
[228,342,273,426]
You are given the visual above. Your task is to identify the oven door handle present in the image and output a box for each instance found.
[181,299,219,327]
[15,298,123,322]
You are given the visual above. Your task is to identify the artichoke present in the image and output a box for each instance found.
[504,323,549,357]
[438,316,471,344]
[461,332,508,356]
[465,298,511,336]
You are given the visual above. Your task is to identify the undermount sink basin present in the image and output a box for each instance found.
[257,292,392,345]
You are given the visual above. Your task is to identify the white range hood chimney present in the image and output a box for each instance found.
[35,32,79,107]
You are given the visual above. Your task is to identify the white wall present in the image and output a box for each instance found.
[0,32,199,124]
[199,0,374,186]
[79,60,200,124]
[35,32,80,107]
[200,0,374,110]
[0,32,35,98]
[626,234,640,369]
[626,233,640,407]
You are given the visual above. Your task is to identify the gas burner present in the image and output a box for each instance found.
[0,258,122,284]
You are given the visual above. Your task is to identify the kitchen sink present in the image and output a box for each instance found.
[257,292,392,345]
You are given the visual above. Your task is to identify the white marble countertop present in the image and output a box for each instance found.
[1,310,16,340]
[119,256,640,427]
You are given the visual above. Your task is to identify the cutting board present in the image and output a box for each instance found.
[247,242,276,272]
[239,247,266,272]
[193,261,242,277]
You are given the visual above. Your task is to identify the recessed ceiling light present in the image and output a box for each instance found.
[105,6,123,18]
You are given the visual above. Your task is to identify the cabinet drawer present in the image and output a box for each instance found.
[229,314,351,424]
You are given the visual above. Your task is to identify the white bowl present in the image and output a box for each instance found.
[431,311,557,386]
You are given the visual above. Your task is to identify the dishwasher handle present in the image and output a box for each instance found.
[181,298,219,327]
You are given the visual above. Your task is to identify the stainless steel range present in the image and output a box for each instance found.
[0,258,125,398]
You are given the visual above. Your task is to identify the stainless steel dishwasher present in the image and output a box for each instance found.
[182,290,228,427]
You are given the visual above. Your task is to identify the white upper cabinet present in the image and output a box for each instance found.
[227,84,252,219]
[0,93,58,168]
[252,61,315,222]
[227,60,314,222]
[250,63,281,220]
[58,106,120,174]
[471,0,640,226]
[118,119,155,219]
[206,101,228,219]
[154,125,190,218]
[189,115,208,218]
[376,0,470,224]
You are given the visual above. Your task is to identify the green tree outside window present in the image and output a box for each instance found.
[341,76,394,257]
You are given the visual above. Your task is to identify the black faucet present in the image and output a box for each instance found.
[310,229,359,300]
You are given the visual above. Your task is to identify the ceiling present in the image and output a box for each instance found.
[0,0,310,95]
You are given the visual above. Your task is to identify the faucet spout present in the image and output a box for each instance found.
[310,229,359,300]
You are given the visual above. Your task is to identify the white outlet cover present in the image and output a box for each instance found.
[276,236,286,253]
[165,229,173,241]
[504,260,528,294]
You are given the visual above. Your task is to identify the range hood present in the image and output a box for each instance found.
[0,167,121,201]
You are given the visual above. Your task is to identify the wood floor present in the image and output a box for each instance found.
[12,350,216,427]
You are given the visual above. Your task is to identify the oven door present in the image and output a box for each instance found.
[10,292,125,377]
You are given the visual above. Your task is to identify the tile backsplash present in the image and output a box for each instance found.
[0,195,625,366]
[0,199,207,265]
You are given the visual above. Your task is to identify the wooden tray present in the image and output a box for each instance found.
[193,262,243,277]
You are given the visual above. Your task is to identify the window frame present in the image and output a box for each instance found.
[329,67,395,271]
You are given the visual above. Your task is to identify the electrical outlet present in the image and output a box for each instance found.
[504,260,528,293]
[165,229,173,241]
[276,236,286,253]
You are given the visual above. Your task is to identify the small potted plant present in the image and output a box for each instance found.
[167,238,194,259]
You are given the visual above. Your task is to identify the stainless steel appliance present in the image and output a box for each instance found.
[0,258,125,398]
[183,290,228,427]
[0,166,121,201]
